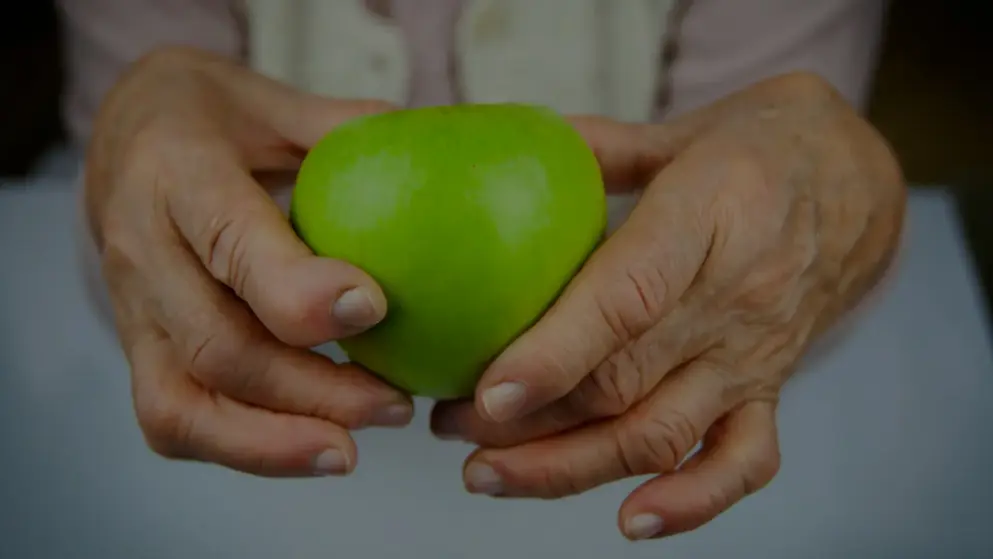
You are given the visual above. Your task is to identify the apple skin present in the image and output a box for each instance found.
[291,103,606,399]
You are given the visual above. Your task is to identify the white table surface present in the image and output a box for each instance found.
[2,151,992,558]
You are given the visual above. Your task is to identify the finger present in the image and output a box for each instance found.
[146,47,393,155]
[267,95,394,149]
[619,400,780,541]
[567,115,674,192]
[461,359,728,498]
[166,155,387,347]
[473,156,718,423]
[148,239,411,429]
[210,54,395,149]
[430,315,694,446]
[129,329,359,477]
[566,86,748,193]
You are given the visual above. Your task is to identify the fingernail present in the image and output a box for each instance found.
[332,287,383,329]
[624,514,664,540]
[313,448,350,476]
[464,462,503,495]
[369,403,414,427]
[481,382,527,422]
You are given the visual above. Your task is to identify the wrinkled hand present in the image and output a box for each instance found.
[432,73,906,539]
[87,47,413,477]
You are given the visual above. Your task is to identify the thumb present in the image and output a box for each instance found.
[474,152,716,423]
[169,153,387,347]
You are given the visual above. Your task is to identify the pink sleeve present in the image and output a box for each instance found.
[57,0,249,145]
[656,0,890,119]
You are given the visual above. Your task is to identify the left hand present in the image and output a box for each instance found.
[430,73,906,540]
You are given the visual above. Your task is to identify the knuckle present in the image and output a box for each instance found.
[125,121,176,160]
[611,433,639,478]
[187,329,228,375]
[735,266,798,316]
[133,388,195,460]
[692,355,750,410]
[99,230,144,288]
[726,323,806,380]
[624,265,668,326]
[491,457,588,500]
[118,121,199,184]
[720,151,778,216]
[198,212,245,292]
[198,205,254,294]
[707,154,780,269]
[622,407,700,471]
[306,390,365,430]
[593,281,653,345]
[183,322,251,390]
[575,347,644,416]
[704,483,733,517]
[94,130,171,221]
[533,462,586,499]
[588,249,680,355]
[743,448,781,495]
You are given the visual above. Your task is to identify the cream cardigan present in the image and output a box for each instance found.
[62,0,888,324]
[59,0,888,142]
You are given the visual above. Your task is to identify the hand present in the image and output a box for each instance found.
[86,46,413,477]
[431,73,906,539]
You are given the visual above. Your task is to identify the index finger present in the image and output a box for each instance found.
[567,116,675,191]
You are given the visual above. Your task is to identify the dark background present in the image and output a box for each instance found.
[0,0,63,177]
[2,0,991,312]
[866,0,993,320]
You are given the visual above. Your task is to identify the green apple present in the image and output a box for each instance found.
[291,103,605,399]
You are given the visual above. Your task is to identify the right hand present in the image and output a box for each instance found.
[85,46,412,477]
